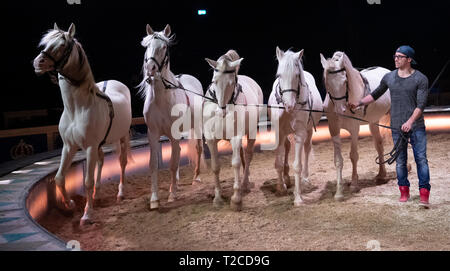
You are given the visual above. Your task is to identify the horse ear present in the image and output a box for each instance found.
[164,24,171,37]
[276,46,284,61]
[68,23,76,39]
[342,52,353,70]
[54,23,59,31]
[229,58,244,69]
[295,49,304,60]
[320,53,328,69]
[146,24,154,35]
[205,58,217,69]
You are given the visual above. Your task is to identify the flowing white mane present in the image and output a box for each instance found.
[276,50,304,78]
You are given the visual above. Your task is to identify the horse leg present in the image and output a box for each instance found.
[350,130,360,183]
[302,128,313,183]
[242,138,256,193]
[117,136,128,202]
[148,134,160,210]
[283,138,291,188]
[168,140,181,203]
[192,138,202,184]
[369,123,387,179]
[293,133,306,206]
[80,146,98,226]
[240,147,246,175]
[274,134,288,195]
[207,139,223,207]
[332,135,344,201]
[230,136,243,211]
[54,145,77,210]
[93,147,104,204]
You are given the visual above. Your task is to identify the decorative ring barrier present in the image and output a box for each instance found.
[0,108,449,250]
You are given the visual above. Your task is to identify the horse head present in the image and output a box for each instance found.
[321,51,348,114]
[205,50,243,113]
[276,47,305,113]
[33,23,76,75]
[142,24,172,77]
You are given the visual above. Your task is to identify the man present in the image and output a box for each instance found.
[349,45,431,205]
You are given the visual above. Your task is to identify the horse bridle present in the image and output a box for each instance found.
[275,75,308,106]
[41,37,75,74]
[207,68,242,109]
[145,35,170,84]
[326,67,349,103]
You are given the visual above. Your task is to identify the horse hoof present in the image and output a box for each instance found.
[230,200,242,212]
[116,195,124,203]
[168,193,176,203]
[150,200,160,210]
[334,194,344,201]
[192,178,202,185]
[213,197,224,208]
[80,217,93,227]
[276,188,288,196]
[67,200,76,210]
[294,199,304,207]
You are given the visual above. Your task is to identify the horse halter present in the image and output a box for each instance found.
[41,38,75,73]
[208,68,241,109]
[145,35,170,83]
[275,74,309,106]
[326,67,349,104]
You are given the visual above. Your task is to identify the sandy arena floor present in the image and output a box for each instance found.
[39,132,450,251]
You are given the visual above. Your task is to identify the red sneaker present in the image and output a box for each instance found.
[399,186,410,202]
[419,188,430,205]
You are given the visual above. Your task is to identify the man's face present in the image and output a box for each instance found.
[394,52,411,69]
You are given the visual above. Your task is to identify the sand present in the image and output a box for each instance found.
[39,132,450,251]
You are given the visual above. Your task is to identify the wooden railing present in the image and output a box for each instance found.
[0,117,146,151]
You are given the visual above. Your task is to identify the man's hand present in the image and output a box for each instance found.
[401,121,413,132]
[348,101,361,110]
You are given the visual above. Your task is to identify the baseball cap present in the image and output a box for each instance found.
[396,45,417,65]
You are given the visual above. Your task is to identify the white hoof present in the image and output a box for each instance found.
[192,178,202,185]
[230,199,242,212]
[168,193,176,203]
[213,196,224,208]
[150,200,160,210]
[334,193,344,201]
[294,198,304,207]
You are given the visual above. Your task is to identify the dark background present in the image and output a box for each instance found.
[3,0,450,129]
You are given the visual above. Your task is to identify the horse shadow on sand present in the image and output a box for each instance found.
[260,171,397,204]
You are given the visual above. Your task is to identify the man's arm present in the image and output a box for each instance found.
[401,108,423,132]
[401,74,429,132]
[349,74,388,109]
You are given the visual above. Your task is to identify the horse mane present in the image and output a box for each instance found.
[277,50,306,86]
[40,29,95,91]
[137,31,176,100]
[216,49,241,74]
[342,52,365,104]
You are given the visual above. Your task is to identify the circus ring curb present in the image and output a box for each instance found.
[0,107,449,251]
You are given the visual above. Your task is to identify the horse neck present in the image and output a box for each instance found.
[58,48,96,116]
[298,69,309,102]
[346,69,365,105]
[148,63,178,107]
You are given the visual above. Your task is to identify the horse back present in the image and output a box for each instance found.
[237,75,263,105]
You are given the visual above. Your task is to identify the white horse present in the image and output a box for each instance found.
[204,49,264,211]
[320,51,391,200]
[268,47,323,206]
[138,24,204,210]
[33,23,132,225]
